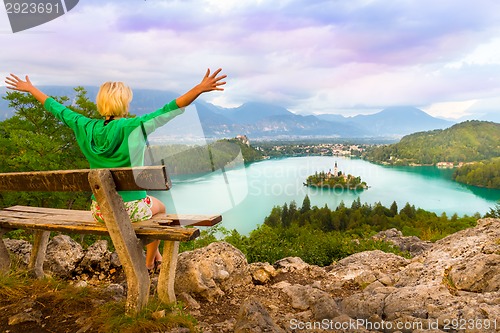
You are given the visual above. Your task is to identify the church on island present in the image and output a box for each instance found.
[305,162,368,190]
[326,162,347,181]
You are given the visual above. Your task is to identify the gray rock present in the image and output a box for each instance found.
[273,257,309,272]
[281,284,311,310]
[234,297,285,333]
[44,235,84,278]
[3,239,32,265]
[178,292,201,310]
[76,240,111,275]
[282,284,340,320]
[310,293,341,321]
[109,251,121,267]
[341,287,388,319]
[378,218,500,325]
[8,310,42,325]
[175,242,252,301]
[373,228,433,256]
[104,283,125,301]
[327,250,409,288]
[249,262,277,284]
[448,253,500,292]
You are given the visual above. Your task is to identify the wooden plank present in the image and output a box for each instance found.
[4,205,89,215]
[3,206,95,222]
[155,214,223,227]
[0,166,170,192]
[89,169,150,315]
[6,206,222,227]
[0,210,52,219]
[5,206,222,227]
[0,215,200,241]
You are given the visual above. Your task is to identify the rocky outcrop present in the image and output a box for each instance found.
[373,228,433,256]
[3,218,500,332]
[178,219,500,332]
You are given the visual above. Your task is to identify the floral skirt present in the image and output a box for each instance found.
[91,196,153,223]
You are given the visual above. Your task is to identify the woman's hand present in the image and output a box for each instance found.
[5,74,35,93]
[4,73,48,104]
[176,68,227,108]
[197,68,227,93]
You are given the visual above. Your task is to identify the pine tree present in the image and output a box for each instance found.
[301,195,311,213]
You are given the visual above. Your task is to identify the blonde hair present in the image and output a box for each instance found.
[96,82,133,117]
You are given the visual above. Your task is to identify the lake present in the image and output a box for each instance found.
[153,156,500,235]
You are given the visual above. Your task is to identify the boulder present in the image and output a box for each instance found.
[448,253,500,292]
[75,240,112,276]
[233,297,285,333]
[44,235,84,278]
[327,250,409,288]
[273,257,309,272]
[373,228,433,256]
[279,284,341,320]
[175,242,252,301]
[3,239,32,265]
[249,262,278,285]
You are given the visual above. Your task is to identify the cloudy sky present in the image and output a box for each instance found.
[2,0,500,120]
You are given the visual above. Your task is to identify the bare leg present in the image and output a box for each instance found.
[150,196,166,215]
[146,240,161,269]
[146,196,166,268]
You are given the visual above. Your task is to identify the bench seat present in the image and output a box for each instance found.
[0,205,221,241]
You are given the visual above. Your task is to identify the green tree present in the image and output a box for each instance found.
[0,88,99,209]
[301,195,311,213]
[390,201,398,216]
[485,202,500,218]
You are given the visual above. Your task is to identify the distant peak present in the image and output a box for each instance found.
[380,106,424,114]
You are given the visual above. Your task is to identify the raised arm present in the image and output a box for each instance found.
[4,74,49,105]
[175,68,227,108]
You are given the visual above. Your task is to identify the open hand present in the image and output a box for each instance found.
[197,68,227,93]
[5,74,34,93]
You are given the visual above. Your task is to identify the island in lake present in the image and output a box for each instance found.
[305,162,368,190]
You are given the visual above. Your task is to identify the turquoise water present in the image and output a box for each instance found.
[152,156,500,234]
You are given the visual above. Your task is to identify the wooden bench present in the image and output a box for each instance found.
[0,166,222,315]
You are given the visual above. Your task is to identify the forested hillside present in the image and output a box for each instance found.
[147,138,263,176]
[453,157,500,189]
[363,121,500,165]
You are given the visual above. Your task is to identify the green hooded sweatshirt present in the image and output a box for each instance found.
[44,97,183,201]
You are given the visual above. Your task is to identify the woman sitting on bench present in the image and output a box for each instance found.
[4,68,227,272]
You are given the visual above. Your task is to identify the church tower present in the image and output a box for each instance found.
[334,162,338,177]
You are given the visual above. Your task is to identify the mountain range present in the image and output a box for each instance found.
[0,86,471,139]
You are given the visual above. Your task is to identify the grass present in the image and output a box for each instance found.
[0,265,198,333]
[93,299,198,333]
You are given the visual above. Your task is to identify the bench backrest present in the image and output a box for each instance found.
[0,166,171,192]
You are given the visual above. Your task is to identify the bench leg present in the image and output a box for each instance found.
[157,240,179,303]
[28,230,50,278]
[0,228,10,273]
[89,169,150,315]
